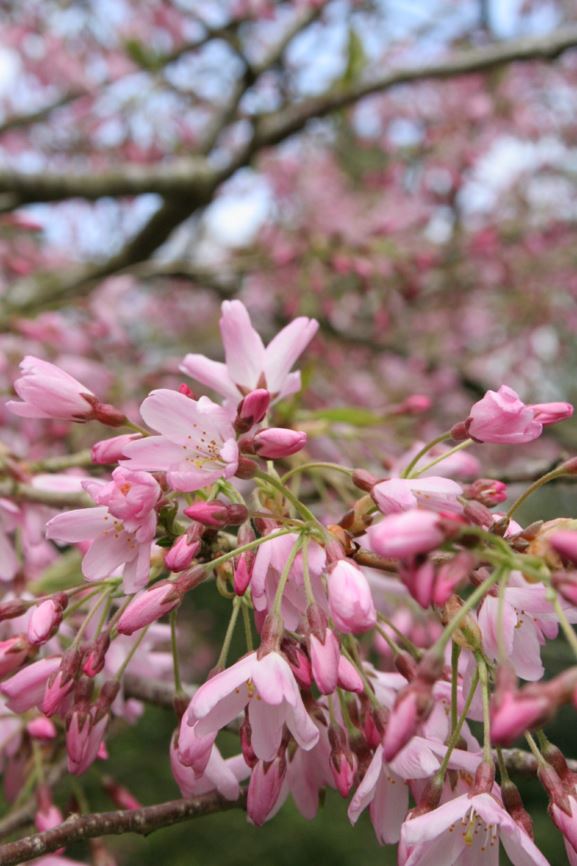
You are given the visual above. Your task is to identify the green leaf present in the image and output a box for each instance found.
[306,407,383,426]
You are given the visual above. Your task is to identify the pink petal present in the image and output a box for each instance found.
[263,317,318,395]
[248,699,285,761]
[45,507,109,543]
[82,532,132,580]
[370,771,408,844]
[402,794,471,844]
[220,300,266,391]
[121,436,184,471]
[191,654,256,721]
[139,389,206,442]
[348,746,383,824]
[180,354,239,401]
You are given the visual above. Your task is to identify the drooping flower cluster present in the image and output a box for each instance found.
[2,299,577,866]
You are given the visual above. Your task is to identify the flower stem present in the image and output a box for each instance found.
[477,655,492,764]
[272,537,303,618]
[254,469,322,530]
[436,668,480,781]
[552,594,577,660]
[216,597,242,669]
[170,610,183,696]
[451,642,461,732]
[507,466,567,519]
[280,462,354,484]
[400,432,452,478]
[433,569,502,656]
[413,439,473,477]
[242,603,254,652]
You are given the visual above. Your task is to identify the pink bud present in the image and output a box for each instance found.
[464,479,508,507]
[165,535,200,572]
[235,389,271,433]
[42,669,76,717]
[251,428,307,459]
[102,777,141,810]
[67,711,109,775]
[329,727,356,797]
[27,599,64,646]
[35,802,63,833]
[27,717,57,740]
[366,509,444,559]
[247,756,287,826]
[383,690,420,762]
[0,656,61,713]
[281,639,313,688]
[309,628,340,695]
[328,559,376,633]
[233,553,252,596]
[184,500,248,528]
[91,433,141,464]
[7,356,96,422]
[400,558,436,609]
[531,402,574,425]
[117,582,180,636]
[337,655,364,693]
[0,636,29,677]
[552,572,577,606]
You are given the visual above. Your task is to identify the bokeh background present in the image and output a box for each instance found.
[2,0,577,862]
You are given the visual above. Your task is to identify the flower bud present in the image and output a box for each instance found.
[26,717,57,740]
[0,656,61,713]
[328,559,376,633]
[165,535,201,572]
[27,598,66,646]
[117,582,180,636]
[251,428,307,459]
[247,756,287,826]
[83,632,111,677]
[184,500,248,529]
[464,479,508,507]
[234,389,271,433]
[329,726,356,796]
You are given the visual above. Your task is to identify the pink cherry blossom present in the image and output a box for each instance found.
[372,477,463,515]
[45,468,160,593]
[465,385,573,444]
[6,356,95,421]
[121,390,239,492]
[188,651,319,761]
[400,791,550,865]
[180,300,318,402]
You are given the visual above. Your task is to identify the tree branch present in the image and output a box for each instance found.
[0,791,246,865]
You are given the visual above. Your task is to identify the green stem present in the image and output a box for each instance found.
[242,603,254,652]
[280,462,354,484]
[301,537,316,607]
[217,597,242,669]
[433,569,502,656]
[436,668,480,781]
[254,469,322,530]
[477,655,492,764]
[400,432,452,478]
[525,731,546,766]
[375,624,403,657]
[414,439,473,477]
[552,595,577,659]
[170,610,183,695]
[272,537,303,618]
[114,626,150,680]
[496,747,510,783]
[451,642,461,732]
[207,529,295,573]
[342,640,380,709]
[507,467,567,519]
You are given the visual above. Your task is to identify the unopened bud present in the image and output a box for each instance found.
[234,389,271,433]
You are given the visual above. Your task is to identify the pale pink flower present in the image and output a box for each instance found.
[465,385,573,444]
[7,356,95,421]
[66,710,109,775]
[372,477,463,515]
[180,300,318,403]
[121,390,239,492]
[45,468,160,592]
[189,651,319,760]
[327,559,376,633]
[366,510,445,559]
[309,628,340,695]
[400,791,549,865]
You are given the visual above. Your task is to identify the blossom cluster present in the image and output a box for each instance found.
[2,300,577,865]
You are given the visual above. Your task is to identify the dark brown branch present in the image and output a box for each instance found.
[0,791,246,865]
[124,673,195,708]
[0,90,84,137]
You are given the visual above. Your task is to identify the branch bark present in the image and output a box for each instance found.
[0,791,246,865]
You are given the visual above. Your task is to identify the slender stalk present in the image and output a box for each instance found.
[552,595,577,659]
[477,655,492,764]
[451,642,461,732]
[170,610,183,695]
[413,439,473,477]
[301,536,316,607]
[432,569,502,655]
[253,469,322,530]
[280,462,354,484]
[114,627,150,681]
[436,668,480,781]
[400,432,452,478]
[272,537,303,617]
[507,466,567,519]
[216,598,241,669]
[241,603,254,652]
[525,732,546,767]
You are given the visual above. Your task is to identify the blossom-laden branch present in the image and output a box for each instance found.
[0,791,247,866]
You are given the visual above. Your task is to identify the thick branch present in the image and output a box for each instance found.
[250,24,577,150]
[0,480,90,508]
[0,791,246,865]
[0,91,83,137]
